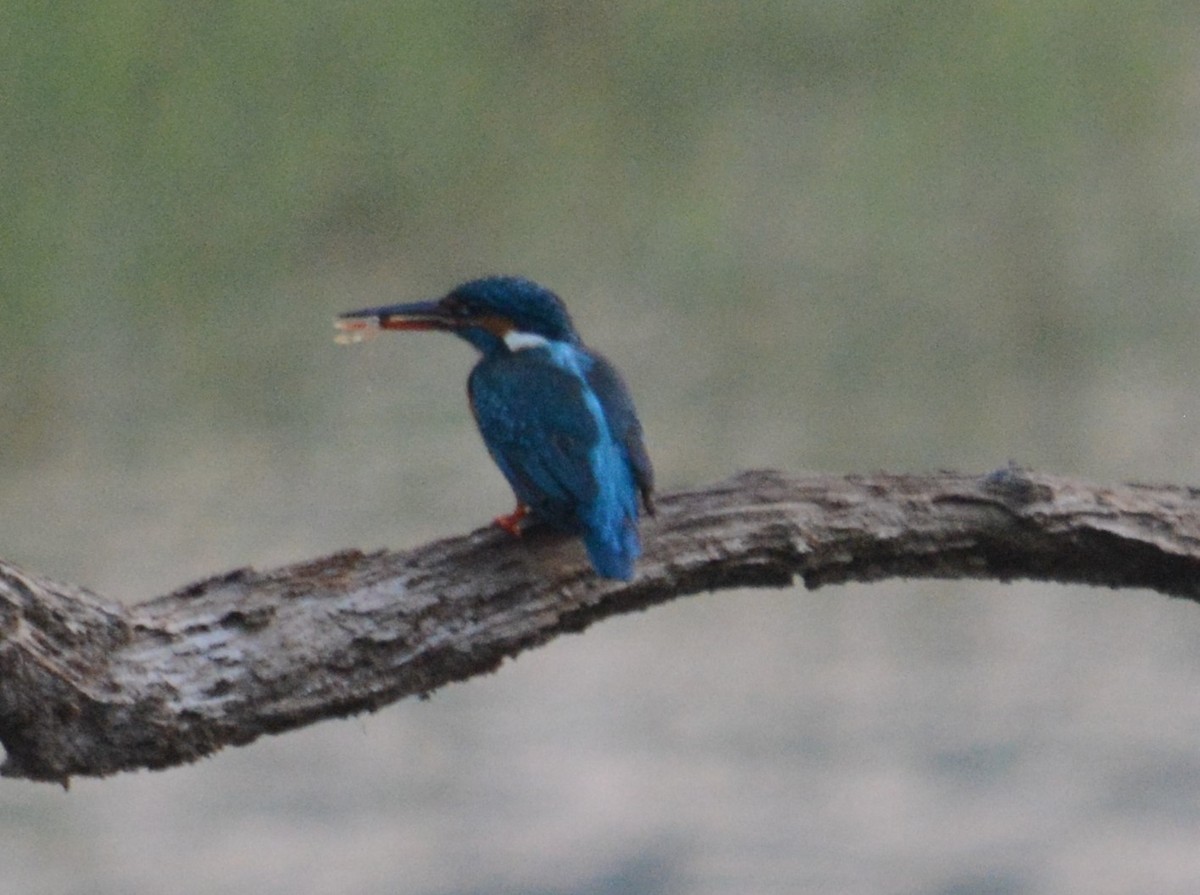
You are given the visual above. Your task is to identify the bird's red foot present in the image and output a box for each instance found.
[493,504,529,537]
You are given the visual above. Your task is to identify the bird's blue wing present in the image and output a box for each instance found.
[468,353,602,528]
[469,347,648,579]
[584,353,655,514]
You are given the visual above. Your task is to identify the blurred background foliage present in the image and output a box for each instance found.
[4,2,1200,892]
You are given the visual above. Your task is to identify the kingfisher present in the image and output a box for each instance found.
[336,276,654,580]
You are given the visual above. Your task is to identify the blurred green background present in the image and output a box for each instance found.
[5,3,1200,893]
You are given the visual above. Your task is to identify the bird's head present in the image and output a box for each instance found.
[337,276,580,356]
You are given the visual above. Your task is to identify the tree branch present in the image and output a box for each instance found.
[2,467,1198,785]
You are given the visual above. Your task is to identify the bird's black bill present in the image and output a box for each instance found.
[335,299,453,343]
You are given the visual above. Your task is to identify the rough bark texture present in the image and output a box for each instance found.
[2,468,1198,785]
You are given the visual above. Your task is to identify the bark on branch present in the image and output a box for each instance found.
[2,468,1198,785]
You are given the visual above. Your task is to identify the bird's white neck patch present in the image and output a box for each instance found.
[504,330,552,352]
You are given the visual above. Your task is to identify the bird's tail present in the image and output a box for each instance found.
[584,515,641,581]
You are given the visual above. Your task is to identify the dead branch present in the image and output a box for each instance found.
[1,467,1198,785]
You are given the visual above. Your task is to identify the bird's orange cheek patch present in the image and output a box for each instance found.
[474,315,514,338]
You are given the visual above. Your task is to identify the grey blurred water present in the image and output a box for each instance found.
[4,3,1200,893]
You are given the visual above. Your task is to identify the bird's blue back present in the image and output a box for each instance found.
[468,340,647,580]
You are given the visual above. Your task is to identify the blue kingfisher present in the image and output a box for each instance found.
[336,276,654,580]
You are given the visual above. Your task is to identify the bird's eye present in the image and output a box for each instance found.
[441,297,472,318]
